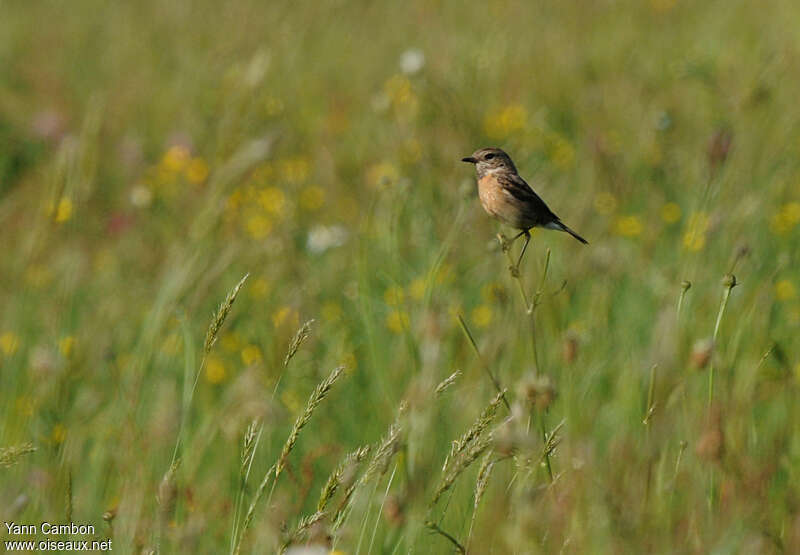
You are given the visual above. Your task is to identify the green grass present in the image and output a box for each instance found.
[2,0,800,552]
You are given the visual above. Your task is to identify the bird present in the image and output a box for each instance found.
[462,147,587,271]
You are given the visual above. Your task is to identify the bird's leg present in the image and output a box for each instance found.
[498,230,526,253]
[510,230,531,277]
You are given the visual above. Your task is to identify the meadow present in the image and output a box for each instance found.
[2,1,800,553]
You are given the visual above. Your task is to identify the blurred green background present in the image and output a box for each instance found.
[2,0,800,552]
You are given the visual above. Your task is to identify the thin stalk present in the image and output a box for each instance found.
[643,364,657,506]
[706,274,736,515]
[457,314,510,410]
[708,274,736,411]
[499,234,554,481]
[425,521,465,554]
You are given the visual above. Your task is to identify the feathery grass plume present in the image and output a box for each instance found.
[362,409,405,484]
[230,420,262,553]
[432,433,493,507]
[467,452,495,550]
[473,453,494,512]
[240,420,261,478]
[204,273,249,354]
[332,405,405,532]
[168,273,250,543]
[156,459,180,552]
[234,365,346,554]
[435,371,461,396]
[284,319,314,367]
[278,511,327,554]
[0,442,36,468]
[442,389,505,474]
[318,445,370,512]
[276,365,345,478]
[542,419,565,463]
[157,459,180,518]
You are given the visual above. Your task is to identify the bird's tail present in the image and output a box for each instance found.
[547,220,588,244]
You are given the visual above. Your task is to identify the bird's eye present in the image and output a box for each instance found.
[485,153,495,160]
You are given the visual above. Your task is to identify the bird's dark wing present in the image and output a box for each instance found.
[495,172,559,224]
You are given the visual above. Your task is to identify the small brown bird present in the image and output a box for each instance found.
[462,147,587,269]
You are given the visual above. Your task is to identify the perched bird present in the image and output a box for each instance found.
[462,147,587,270]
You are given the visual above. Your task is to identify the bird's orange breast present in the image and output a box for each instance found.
[477,173,526,228]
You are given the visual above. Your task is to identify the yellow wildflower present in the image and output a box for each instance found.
[384,74,413,106]
[272,306,298,328]
[401,139,422,164]
[54,197,73,223]
[250,162,275,184]
[185,158,209,184]
[436,264,454,285]
[549,136,575,170]
[481,282,503,303]
[614,215,643,237]
[281,389,302,415]
[471,305,493,328]
[251,278,270,299]
[162,145,190,172]
[340,352,357,373]
[661,202,681,224]
[321,301,343,322]
[221,332,242,353]
[160,333,182,356]
[594,192,617,215]
[299,185,325,212]
[245,214,272,239]
[447,303,464,321]
[241,345,262,366]
[386,310,410,333]
[58,336,75,358]
[776,280,796,301]
[0,332,20,356]
[409,278,426,301]
[384,285,405,306]
[683,212,710,252]
[484,104,528,139]
[52,423,67,444]
[280,157,310,183]
[258,187,286,216]
[16,396,35,417]
[770,202,800,235]
[205,355,227,384]
[367,162,400,188]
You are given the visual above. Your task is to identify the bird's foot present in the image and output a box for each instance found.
[497,233,511,253]
[508,264,520,278]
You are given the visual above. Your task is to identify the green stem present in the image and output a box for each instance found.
[708,275,736,411]
[499,234,554,482]
[706,274,736,515]
[457,314,510,411]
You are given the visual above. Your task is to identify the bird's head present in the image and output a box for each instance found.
[461,147,517,176]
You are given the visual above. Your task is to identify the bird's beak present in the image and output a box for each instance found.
[461,157,477,164]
